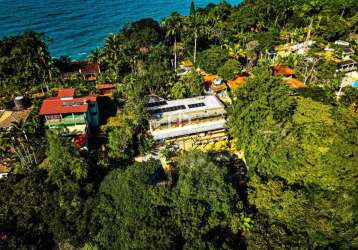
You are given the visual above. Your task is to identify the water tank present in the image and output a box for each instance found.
[14,96,25,110]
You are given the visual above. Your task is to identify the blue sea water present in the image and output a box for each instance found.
[0,0,242,60]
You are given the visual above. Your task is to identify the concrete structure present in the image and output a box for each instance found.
[336,60,357,73]
[39,88,99,148]
[290,40,315,54]
[147,95,227,150]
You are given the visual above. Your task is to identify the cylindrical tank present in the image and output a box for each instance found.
[14,96,25,110]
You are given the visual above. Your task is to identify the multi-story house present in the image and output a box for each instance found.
[147,95,227,150]
[39,88,99,147]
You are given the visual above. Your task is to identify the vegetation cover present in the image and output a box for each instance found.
[0,0,357,249]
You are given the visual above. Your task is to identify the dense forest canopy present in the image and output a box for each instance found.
[0,0,357,249]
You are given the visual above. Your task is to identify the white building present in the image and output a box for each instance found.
[147,95,227,149]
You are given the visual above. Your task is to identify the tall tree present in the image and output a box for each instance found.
[95,160,177,249]
[228,66,358,248]
[163,12,183,71]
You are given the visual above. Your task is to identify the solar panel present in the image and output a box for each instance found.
[146,100,167,108]
[63,101,85,107]
[149,105,186,115]
[188,103,205,108]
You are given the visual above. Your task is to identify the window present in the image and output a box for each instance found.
[146,101,167,108]
[188,103,205,108]
[63,101,84,107]
[89,103,96,107]
[149,105,186,115]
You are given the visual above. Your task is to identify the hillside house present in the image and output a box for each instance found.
[39,88,99,138]
[61,61,101,81]
[147,95,227,150]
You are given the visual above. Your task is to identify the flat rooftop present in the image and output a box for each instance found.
[147,95,225,118]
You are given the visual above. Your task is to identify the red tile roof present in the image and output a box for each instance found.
[57,88,75,98]
[39,88,96,116]
[273,65,295,76]
[96,84,114,90]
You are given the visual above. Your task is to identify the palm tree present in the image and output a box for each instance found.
[88,47,103,64]
[163,12,183,71]
[227,44,246,61]
[187,13,209,65]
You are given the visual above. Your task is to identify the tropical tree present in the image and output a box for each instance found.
[88,47,103,64]
[218,59,243,80]
[95,160,178,249]
[167,151,250,249]
[163,12,183,71]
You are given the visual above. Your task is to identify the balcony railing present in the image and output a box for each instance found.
[45,117,86,127]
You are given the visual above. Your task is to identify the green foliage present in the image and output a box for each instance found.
[166,151,248,249]
[168,70,202,99]
[1,1,358,249]
[42,130,87,186]
[339,86,358,110]
[197,46,229,73]
[217,59,242,80]
[228,67,295,172]
[0,171,55,250]
[106,95,149,160]
[228,66,358,248]
[0,32,57,101]
[95,160,177,250]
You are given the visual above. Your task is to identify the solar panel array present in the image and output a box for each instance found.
[149,105,186,115]
[63,101,85,107]
[146,100,167,108]
[188,103,205,108]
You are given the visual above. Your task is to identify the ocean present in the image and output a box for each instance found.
[0,0,242,60]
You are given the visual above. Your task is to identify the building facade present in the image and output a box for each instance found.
[147,95,227,150]
[39,88,99,147]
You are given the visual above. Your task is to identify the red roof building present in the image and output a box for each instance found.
[39,88,99,132]
[79,63,101,81]
[96,84,114,96]
[60,61,101,81]
[39,96,96,116]
[57,88,75,98]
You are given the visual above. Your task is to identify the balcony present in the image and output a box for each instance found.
[45,116,86,128]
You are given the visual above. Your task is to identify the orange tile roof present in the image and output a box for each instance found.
[57,88,75,98]
[203,74,218,82]
[227,76,247,90]
[273,65,295,76]
[96,84,114,90]
[203,74,227,92]
[282,78,305,89]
